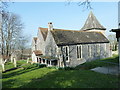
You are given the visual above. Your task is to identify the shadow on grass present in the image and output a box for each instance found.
[75,55,119,70]
[18,69,119,88]
[2,67,40,79]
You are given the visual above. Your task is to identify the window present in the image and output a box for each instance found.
[104,43,106,51]
[63,46,69,62]
[77,45,82,59]
[88,45,91,57]
[65,46,69,62]
[97,44,100,55]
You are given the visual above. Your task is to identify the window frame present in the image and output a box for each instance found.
[76,45,82,60]
[88,44,91,57]
[63,46,70,62]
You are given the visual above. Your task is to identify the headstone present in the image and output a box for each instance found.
[13,58,17,67]
[11,55,13,63]
[27,58,29,63]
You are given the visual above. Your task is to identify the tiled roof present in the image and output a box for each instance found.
[51,29,109,46]
[39,27,48,41]
[33,50,43,56]
[81,11,106,31]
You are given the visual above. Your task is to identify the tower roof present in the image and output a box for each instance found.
[81,11,106,31]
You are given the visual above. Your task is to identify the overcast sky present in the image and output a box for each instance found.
[7,2,118,44]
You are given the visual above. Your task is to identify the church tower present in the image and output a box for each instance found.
[80,11,106,35]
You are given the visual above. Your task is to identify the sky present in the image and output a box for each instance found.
[7,1,118,44]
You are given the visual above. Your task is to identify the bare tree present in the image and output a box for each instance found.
[59,46,75,67]
[1,11,24,71]
[2,11,23,57]
[66,0,92,10]
[17,36,29,60]
[108,34,118,51]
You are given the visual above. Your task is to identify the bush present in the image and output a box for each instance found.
[58,67,75,70]
[58,67,64,70]
[33,63,47,68]
[39,64,47,68]
[64,67,75,70]
[47,66,58,69]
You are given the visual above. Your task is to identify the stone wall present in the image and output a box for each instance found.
[58,43,111,67]
[37,29,45,55]
[45,31,58,57]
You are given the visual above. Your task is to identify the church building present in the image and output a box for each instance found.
[32,11,112,67]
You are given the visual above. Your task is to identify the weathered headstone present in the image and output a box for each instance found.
[27,58,29,63]
[13,57,17,67]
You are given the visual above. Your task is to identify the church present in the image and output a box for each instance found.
[31,11,112,67]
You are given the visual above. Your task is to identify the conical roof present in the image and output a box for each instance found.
[81,11,106,31]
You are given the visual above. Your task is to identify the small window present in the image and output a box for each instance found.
[88,45,91,57]
[97,44,100,55]
[62,46,69,62]
[77,45,82,59]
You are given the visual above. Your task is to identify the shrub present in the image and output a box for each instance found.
[47,66,58,69]
[64,67,75,70]
[38,64,47,68]
[58,67,75,70]
[58,67,64,70]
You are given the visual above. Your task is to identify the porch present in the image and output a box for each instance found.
[36,56,59,67]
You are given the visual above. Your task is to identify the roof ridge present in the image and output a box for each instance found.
[52,28,85,32]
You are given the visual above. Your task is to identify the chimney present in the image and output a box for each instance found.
[48,22,53,31]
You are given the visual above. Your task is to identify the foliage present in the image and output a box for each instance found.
[33,63,47,68]
[58,67,64,70]
[47,66,58,69]
[58,67,75,70]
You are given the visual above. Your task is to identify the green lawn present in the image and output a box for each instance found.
[2,67,119,88]
[4,60,27,71]
[5,62,14,70]
[2,55,119,88]
[75,55,119,70]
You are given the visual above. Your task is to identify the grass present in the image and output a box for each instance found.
[4,60,27,71]
[5,62,14,70]
[75,55,119,70]
[2,55,120,88]
[2,67,119,88]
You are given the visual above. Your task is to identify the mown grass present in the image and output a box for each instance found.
[4,60,27,71]
[5,62,14,70]
[2,55,119,88]
[2,67,119,88]
[75,55,119,70]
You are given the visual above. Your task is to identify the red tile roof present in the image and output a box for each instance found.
[33,50,43,56]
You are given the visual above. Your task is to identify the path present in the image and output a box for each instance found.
[91,66,120,75]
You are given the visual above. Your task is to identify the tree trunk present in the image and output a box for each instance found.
[62,54,66,67]
[0,58,5,71]
[11,55,13,63]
